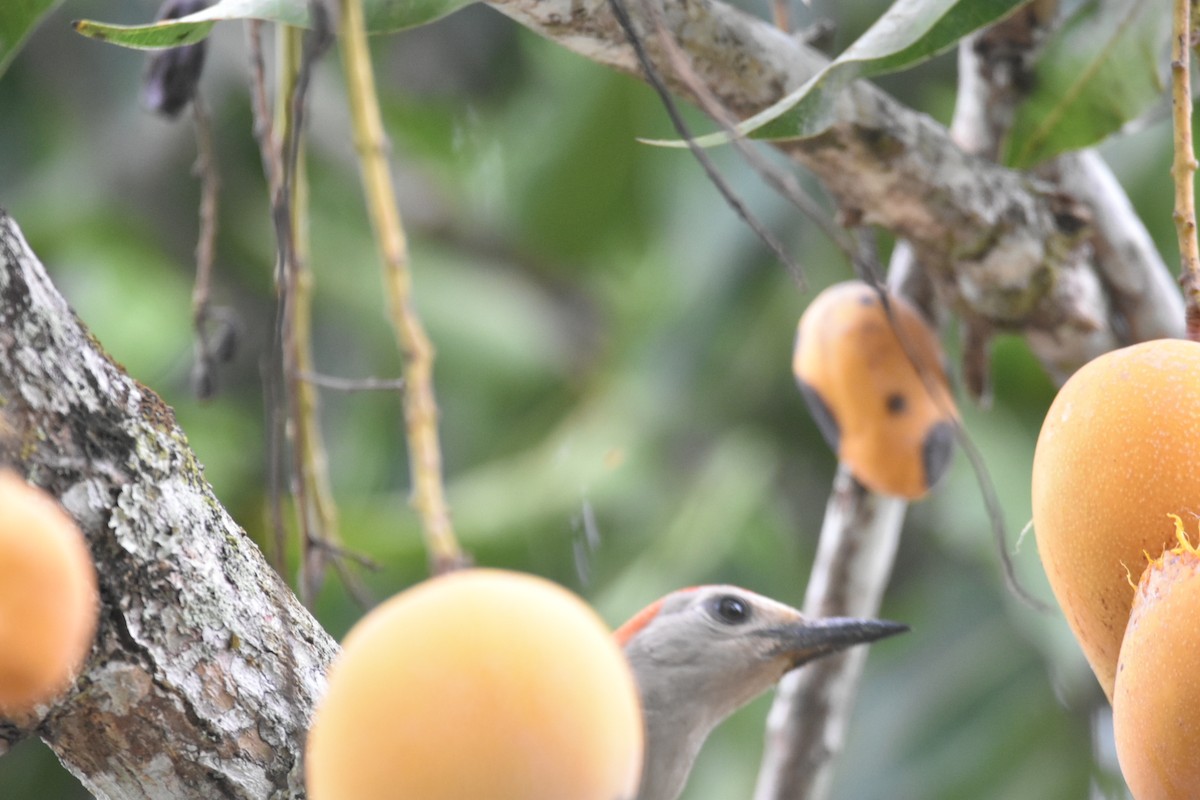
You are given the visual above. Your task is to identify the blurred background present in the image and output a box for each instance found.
[0,0,1175,796]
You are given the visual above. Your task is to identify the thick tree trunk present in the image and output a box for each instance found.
[0,209,336,798]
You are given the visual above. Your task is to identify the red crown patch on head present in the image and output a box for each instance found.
[614,587,701,646]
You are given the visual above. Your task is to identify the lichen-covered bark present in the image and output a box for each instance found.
[947,4,1181,383]
[0,209,337,798]
[489,0,1179,378]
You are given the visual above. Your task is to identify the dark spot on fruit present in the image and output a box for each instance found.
[922,420,955,489]
[885,392,906,415]
[797,380,841,454]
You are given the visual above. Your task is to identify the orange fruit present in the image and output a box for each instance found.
[1113,517,1200,799]
[794,281,957,499]
[0,470,99,713]
[306,568,643,800]
[1032,339,1200,699]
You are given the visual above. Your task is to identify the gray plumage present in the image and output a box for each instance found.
[618,585,906,800]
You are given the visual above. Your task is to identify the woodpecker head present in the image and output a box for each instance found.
[616,585,906,800]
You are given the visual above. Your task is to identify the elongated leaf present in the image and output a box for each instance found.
[73,0,478,50]
[644,0,1027,149]
[1,0,64,79]
[1002,0,1171,169]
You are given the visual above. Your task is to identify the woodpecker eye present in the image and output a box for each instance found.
[710,594,751,625]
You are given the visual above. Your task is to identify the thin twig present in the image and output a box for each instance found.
[276,13,374,607]
[299,371,406,392]
[245,20,289,575]
[1172,0,1200,339]
[246,23,283,194]
[305,535,381,570]
[271,21,318,605]
[606,0,805,285]
[642,0,854,277]
[288,32,352,606]
[189,92,221,399]
[338,0,465,573]
[190,94,217,317]
[246,16,370,604]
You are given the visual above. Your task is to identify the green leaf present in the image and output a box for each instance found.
[1002,0,1171,169]
[1,0,63,79]
[643,0,1028,149]
[73,0,478,50]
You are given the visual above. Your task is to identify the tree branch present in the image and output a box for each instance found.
[0,209,336,799]
[948,0,1182,383]
[487,0,1178,377]
[755,466,906,800]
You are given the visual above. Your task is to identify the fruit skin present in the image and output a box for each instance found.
[793,280,957,499]
[1031,339,1200,700]
[0,470,99,714]
[1113,518,1200,800]
[306,568,643,800]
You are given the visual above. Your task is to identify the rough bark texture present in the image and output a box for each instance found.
[948,2,1182,383]
[0,209,337,798]
[488,0,1179,380]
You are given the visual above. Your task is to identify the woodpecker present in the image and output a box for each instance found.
[616,585,906,800]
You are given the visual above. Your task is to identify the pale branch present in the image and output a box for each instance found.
[487,0,1177,377]
[947,3,1075,395]
[882,241,939,324]
[755,466,907,800]
[1037,151,1185,350]
[949,1,1181,383]
[0,209,337,799]
[949,1,1056,162]
[267,20,324,605]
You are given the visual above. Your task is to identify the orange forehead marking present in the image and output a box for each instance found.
[613,587,700,646]
[614,598,665,646]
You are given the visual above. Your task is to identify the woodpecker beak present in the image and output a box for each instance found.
[763,616,908,669]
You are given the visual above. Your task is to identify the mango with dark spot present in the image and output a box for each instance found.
[793,280,957,499]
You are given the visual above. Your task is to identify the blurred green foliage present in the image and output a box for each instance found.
[0,0,1176,797]
[1003,0,1172,169]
